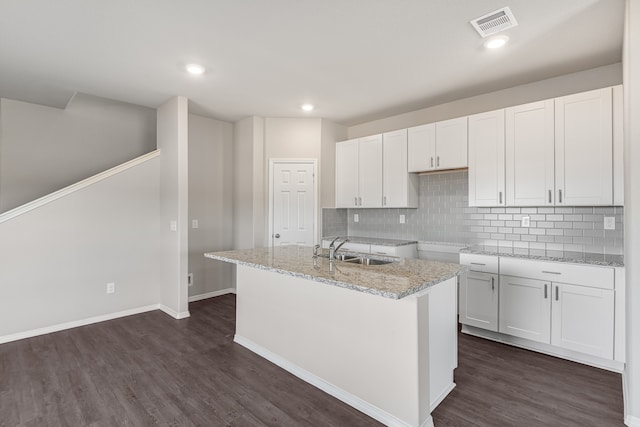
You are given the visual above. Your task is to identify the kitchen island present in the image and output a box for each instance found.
[205,246,464,427]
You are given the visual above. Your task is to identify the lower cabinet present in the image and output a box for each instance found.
[498,257,615,360]
[499,275,551,344]
[460,254,620,364]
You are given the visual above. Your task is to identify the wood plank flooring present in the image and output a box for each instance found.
[0,294,624,426]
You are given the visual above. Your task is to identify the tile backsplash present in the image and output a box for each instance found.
[323,171,624,255]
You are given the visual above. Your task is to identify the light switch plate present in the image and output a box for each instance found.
[354,214,359,223]
[604,217,615,230]
[521,216,530,227]
[399,214,406,224]
[192,219,199,229]
[170,220,177,231]
[106,282,115,294]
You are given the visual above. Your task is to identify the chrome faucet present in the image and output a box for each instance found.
[312,244,320,258]
[329,237,349,262]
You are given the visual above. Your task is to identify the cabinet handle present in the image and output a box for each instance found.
[358,197,362,206]
[544,284,548,299]
[437,156,440,167]
[542,270,562,275]
[548,190,552,204]
[430,157,434,168]
[383,196,387,205]
[499,192,503,204]
[491,276,495,291]
[354,197,358,206]
[470,262,486,266]
[559,189,563,204]
[555,286,559,301]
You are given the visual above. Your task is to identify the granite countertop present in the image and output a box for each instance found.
[205,246,463,300]
[460,245,624,267]
[322,236,418,247]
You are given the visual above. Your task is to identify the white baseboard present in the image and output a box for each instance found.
[626,415,640,427]
[234,334,430,427]
[0,304,160,345]
[430,382,456,412]
[159,304,191,319]
[188,288,236,302]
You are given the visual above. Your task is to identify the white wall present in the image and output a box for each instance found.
[0,156,161,339]
[0,94,156,212]
[348,63,623,138]
[232,116,265,250]
[624,1,640,424]
[188,114,234,297]
[321,119,347,209]
[157,97,189,318]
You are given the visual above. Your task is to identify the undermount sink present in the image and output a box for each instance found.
[342,256,395,266]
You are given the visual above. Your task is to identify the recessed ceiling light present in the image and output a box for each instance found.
[484,35,509,49]
[301,104,314,112]
[186,63,205,75]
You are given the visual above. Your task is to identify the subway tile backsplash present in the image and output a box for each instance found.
[322,171,624,255]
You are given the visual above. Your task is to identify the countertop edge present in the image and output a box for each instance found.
[459,247,624,267]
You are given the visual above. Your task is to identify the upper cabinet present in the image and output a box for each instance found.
[335,135,382,208]
[505,100,555,206]
[382,129,419,208]
[555,87,613,206]
[407,117,468,172]
[335,132,417,208]
[468,109,505,207]
[470,86,621,207]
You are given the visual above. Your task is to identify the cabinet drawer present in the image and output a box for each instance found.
[500,257,614,289]
[459,253,499,274]
[370,245,397,256]
[341,242,371,254]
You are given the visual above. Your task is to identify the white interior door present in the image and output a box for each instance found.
[271,161,316,247]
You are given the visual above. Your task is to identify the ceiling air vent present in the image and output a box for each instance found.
[470,7,518,38]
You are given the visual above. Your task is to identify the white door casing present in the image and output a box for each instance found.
[270,160,317,247]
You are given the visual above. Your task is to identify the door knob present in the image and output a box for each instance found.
[274,234,280,238]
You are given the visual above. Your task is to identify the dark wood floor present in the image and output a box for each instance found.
[0,294,624,427]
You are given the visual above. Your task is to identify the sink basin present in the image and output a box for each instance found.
[343,257,395,266]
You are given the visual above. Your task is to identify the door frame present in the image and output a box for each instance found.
[268,159,318,248]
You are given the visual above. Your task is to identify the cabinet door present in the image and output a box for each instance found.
[460,271,499,332]
[435,117,468,170]
[499,275,551,344]
[383,129,416,207]
[408,123,436,172]
[335,139,360,207]
[506,100,555,206]
[468,109,505,207]
[551,282,614,359]
[555,87,613,205]
[358,134,383,207]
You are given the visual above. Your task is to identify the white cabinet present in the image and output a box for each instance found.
[555,87,613,206]
[506,100,555,206]
[321,240,417,258]
[383,129,419,208]
[459,254,499,332]
[335,139,360,207]
[335,135,383,208]
[468,109,505,207]
[499,275,551,344]
[408,117,468,172]
[471,86,619,207]
[499,257,615,359]
[551,282,614,359]
[358,135,383,207]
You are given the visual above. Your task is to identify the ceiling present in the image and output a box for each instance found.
[0,0,624,126]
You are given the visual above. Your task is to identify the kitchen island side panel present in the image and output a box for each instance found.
[234,264,431,427]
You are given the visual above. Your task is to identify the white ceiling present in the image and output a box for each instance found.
[0,0,624,126]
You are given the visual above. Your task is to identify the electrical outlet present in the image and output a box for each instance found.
[106,282,115,294]
[170,220,177,231]
[354,214,359,223]
[521,216,530,227]
[187,273,193,286]
[399,214,406,224]
[192,219,199,229]
[604,217,615,230]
